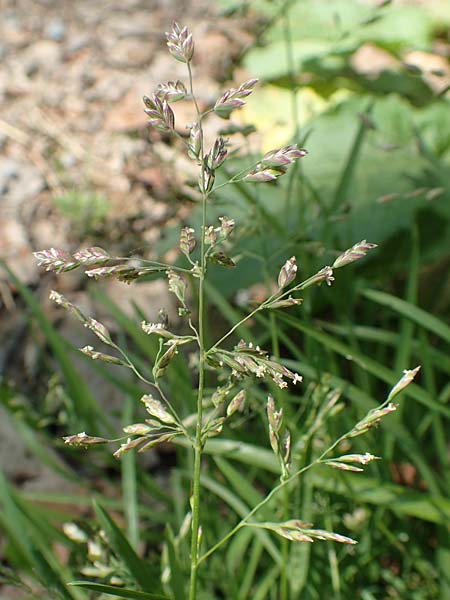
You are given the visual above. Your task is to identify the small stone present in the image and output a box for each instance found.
[44,19,66,42]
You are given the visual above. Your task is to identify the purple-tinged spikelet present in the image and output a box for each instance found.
[333,240,377,269]
[214,79,258,119]
[165,22,194,63]
[33,247,78,273]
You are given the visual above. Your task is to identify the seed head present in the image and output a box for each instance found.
[80,346,124,365]
[218,216,235,238]
[199,160,215,193]
[227,389,246,417]
[155,80,187,102]
[387,366,421,402]
[327,461,364,472]
[154,343,179,378]
[187,122,202,161]
[142,321,170,338]
[165,22,194,63]
[207,137,228,170]
[167,270,187,304]
[244,145,307,183]
[73,246,110,266]
[34,247,78,273]
[63,432,108,447]
[204,225,217,245]
[180,227,196,256]
[85,264,141,282]
[267,394,283,433]
[266,297,302,309]
[282,429,291,467]
[141,394,176,424]
[85,318,112,345]
[143,94,175,131]
[335,452,380,465]
[278,256,297,289]
[208,252,236,268]
[123,423,152,435]
[261,145,307,168]
[333,240,377,269]
[348,403,398,438]
[301,529,357,545]
[310,266,335,287]
[62,523,88,543]
[214,79,258,119]
[243,167,284,183]
[49,290,88,324]
[113,436,146,458]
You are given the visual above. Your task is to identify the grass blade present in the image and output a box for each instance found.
[3,262,100,432]
[331,99,374,212]
[237,538,264,599]
[93,501,154,592]
[214,456,264,508]
[361,288,450,346]
[277,313,450,418]
[165,525,187,600]
[310,468,450,525]
[176,437,279,473]
[0,472,78,600]
[69,582,169,599]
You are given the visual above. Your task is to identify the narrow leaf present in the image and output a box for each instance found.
[69,582,169,599]
[93,502,154,591]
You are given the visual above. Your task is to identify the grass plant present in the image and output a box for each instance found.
[27,23,423,599]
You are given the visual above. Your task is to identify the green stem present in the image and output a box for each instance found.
[189,201,206,600]
[188,59,207,600]
[280,486,289,599]
[122,394,139,549]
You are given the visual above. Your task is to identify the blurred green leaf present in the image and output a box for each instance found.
[69,582,169,599]
[93,502,154,592]
[362,288,450,346]
[2,263,101,433]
